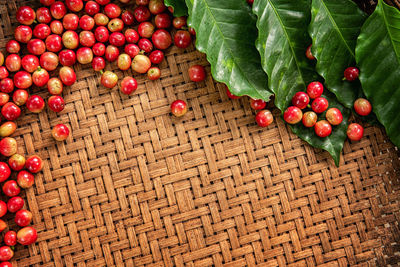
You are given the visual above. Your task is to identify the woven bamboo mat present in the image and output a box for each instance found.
[1,0,400,266]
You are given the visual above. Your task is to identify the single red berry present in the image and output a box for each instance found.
[121,10,135,26]
[7,197,24,213]
[40,52,60,71]
[48,95,65,113]
[17,227,38,245]
[134,6,151,22]
[8,154,25,171]
[15,209,32,227]
[4,231,17,246]
[105,45,120,62]
[109,32,126,47]
[26,95,45,113]
[172,16,186,29]
[36,7,52,24]
[25,155,43,173]
[0,162,11,182]
[6,40,20,54]
[17,170,35,189]
[80,15,95,31]
[149,0,166,15]
[307,81,324,99]
[117,54,132,71]
[52,124,70,141]
[311,97,329,114]
[283,106,303,124]
[226,86,240,99]
[104,3,121,18]
[2,180,21,197]
[171,100,188,117]
[344,67,359,81]
[138,22,155,38]
[93,43,106,56]
[314,120,332,138]
[174,30,192,49]
[16,6,36,25]
[0,201,6,217]
[101,71,118,89]
[306,44,315,60]
[0,122,16,137]
[0,246,13,262]
[292,91,310,109]
[131,55,151,74]
[354,98,372,116]
[347,123,364,141]
[302,111,318,128]
[155,13,171,28]
[149,50,164,64]
[326,108,343,125]
[92,57,106,72]
[255,110,274,127]
[152,29,172,50]
[138,38,153,53]
[120,77,138,95]
[147,67,161,80]
[125,29,139,44]
[48,78,63,95]
[250,99,267,110]
[85,1,100,15]
[125,44,140,58]
[188,65,206,82]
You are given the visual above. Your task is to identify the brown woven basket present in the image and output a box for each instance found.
[1,0,399,266]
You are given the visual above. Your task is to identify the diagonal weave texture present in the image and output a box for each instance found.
[1,0,400,266]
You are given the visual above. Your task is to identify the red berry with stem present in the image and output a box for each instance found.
[306,44,315,60]
[4,231,17,246]
[326,108,343,125]
[250,99,267,110]
[174,30,192,49]
[188,65,206,82]
[7,197,24,213]
[255,110,274,127]
[314,120,332,138]
[311,97,329,113]
[101,71,118,89]
[0,162,11,182]
[16,6,36,25]
[26,95,45,113]
[149,50,164,64]
[347,123,364,141]
[152,29,172,50]
[125,29,139,43]
[120,77,138,95]
[17,227,38,245]
[6,40,20,54]
[284,106,303,124]
[48,95,65,112]
[307,81,324,99]
[117,54,132,71]
[3,180,20,197]
[92,57,106,71]
[8,154,25,171]
[15,209,32,227]
[147,67,161,80]
[32,67,50,87]
[354,98,372,116]
[17,170,35,188]
[344,67,359,81]
[48,78,63,95]
[131,55,151,74]
[134,6,151,22]
[171,100,188,117]
[292,91,310,109]
[155,13,171,28]
[52,124,70,141]
[138,38,153,53]
[26,155,43,173]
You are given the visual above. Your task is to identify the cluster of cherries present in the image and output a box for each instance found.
[304,45,372,141]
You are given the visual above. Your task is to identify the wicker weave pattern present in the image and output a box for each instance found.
[1,1,399,266]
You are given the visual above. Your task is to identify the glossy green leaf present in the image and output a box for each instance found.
[164,0,188,17]
[253,0,350,165]
[184,0,273,101]
[356,0,400,148]
[309,0,367,108]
